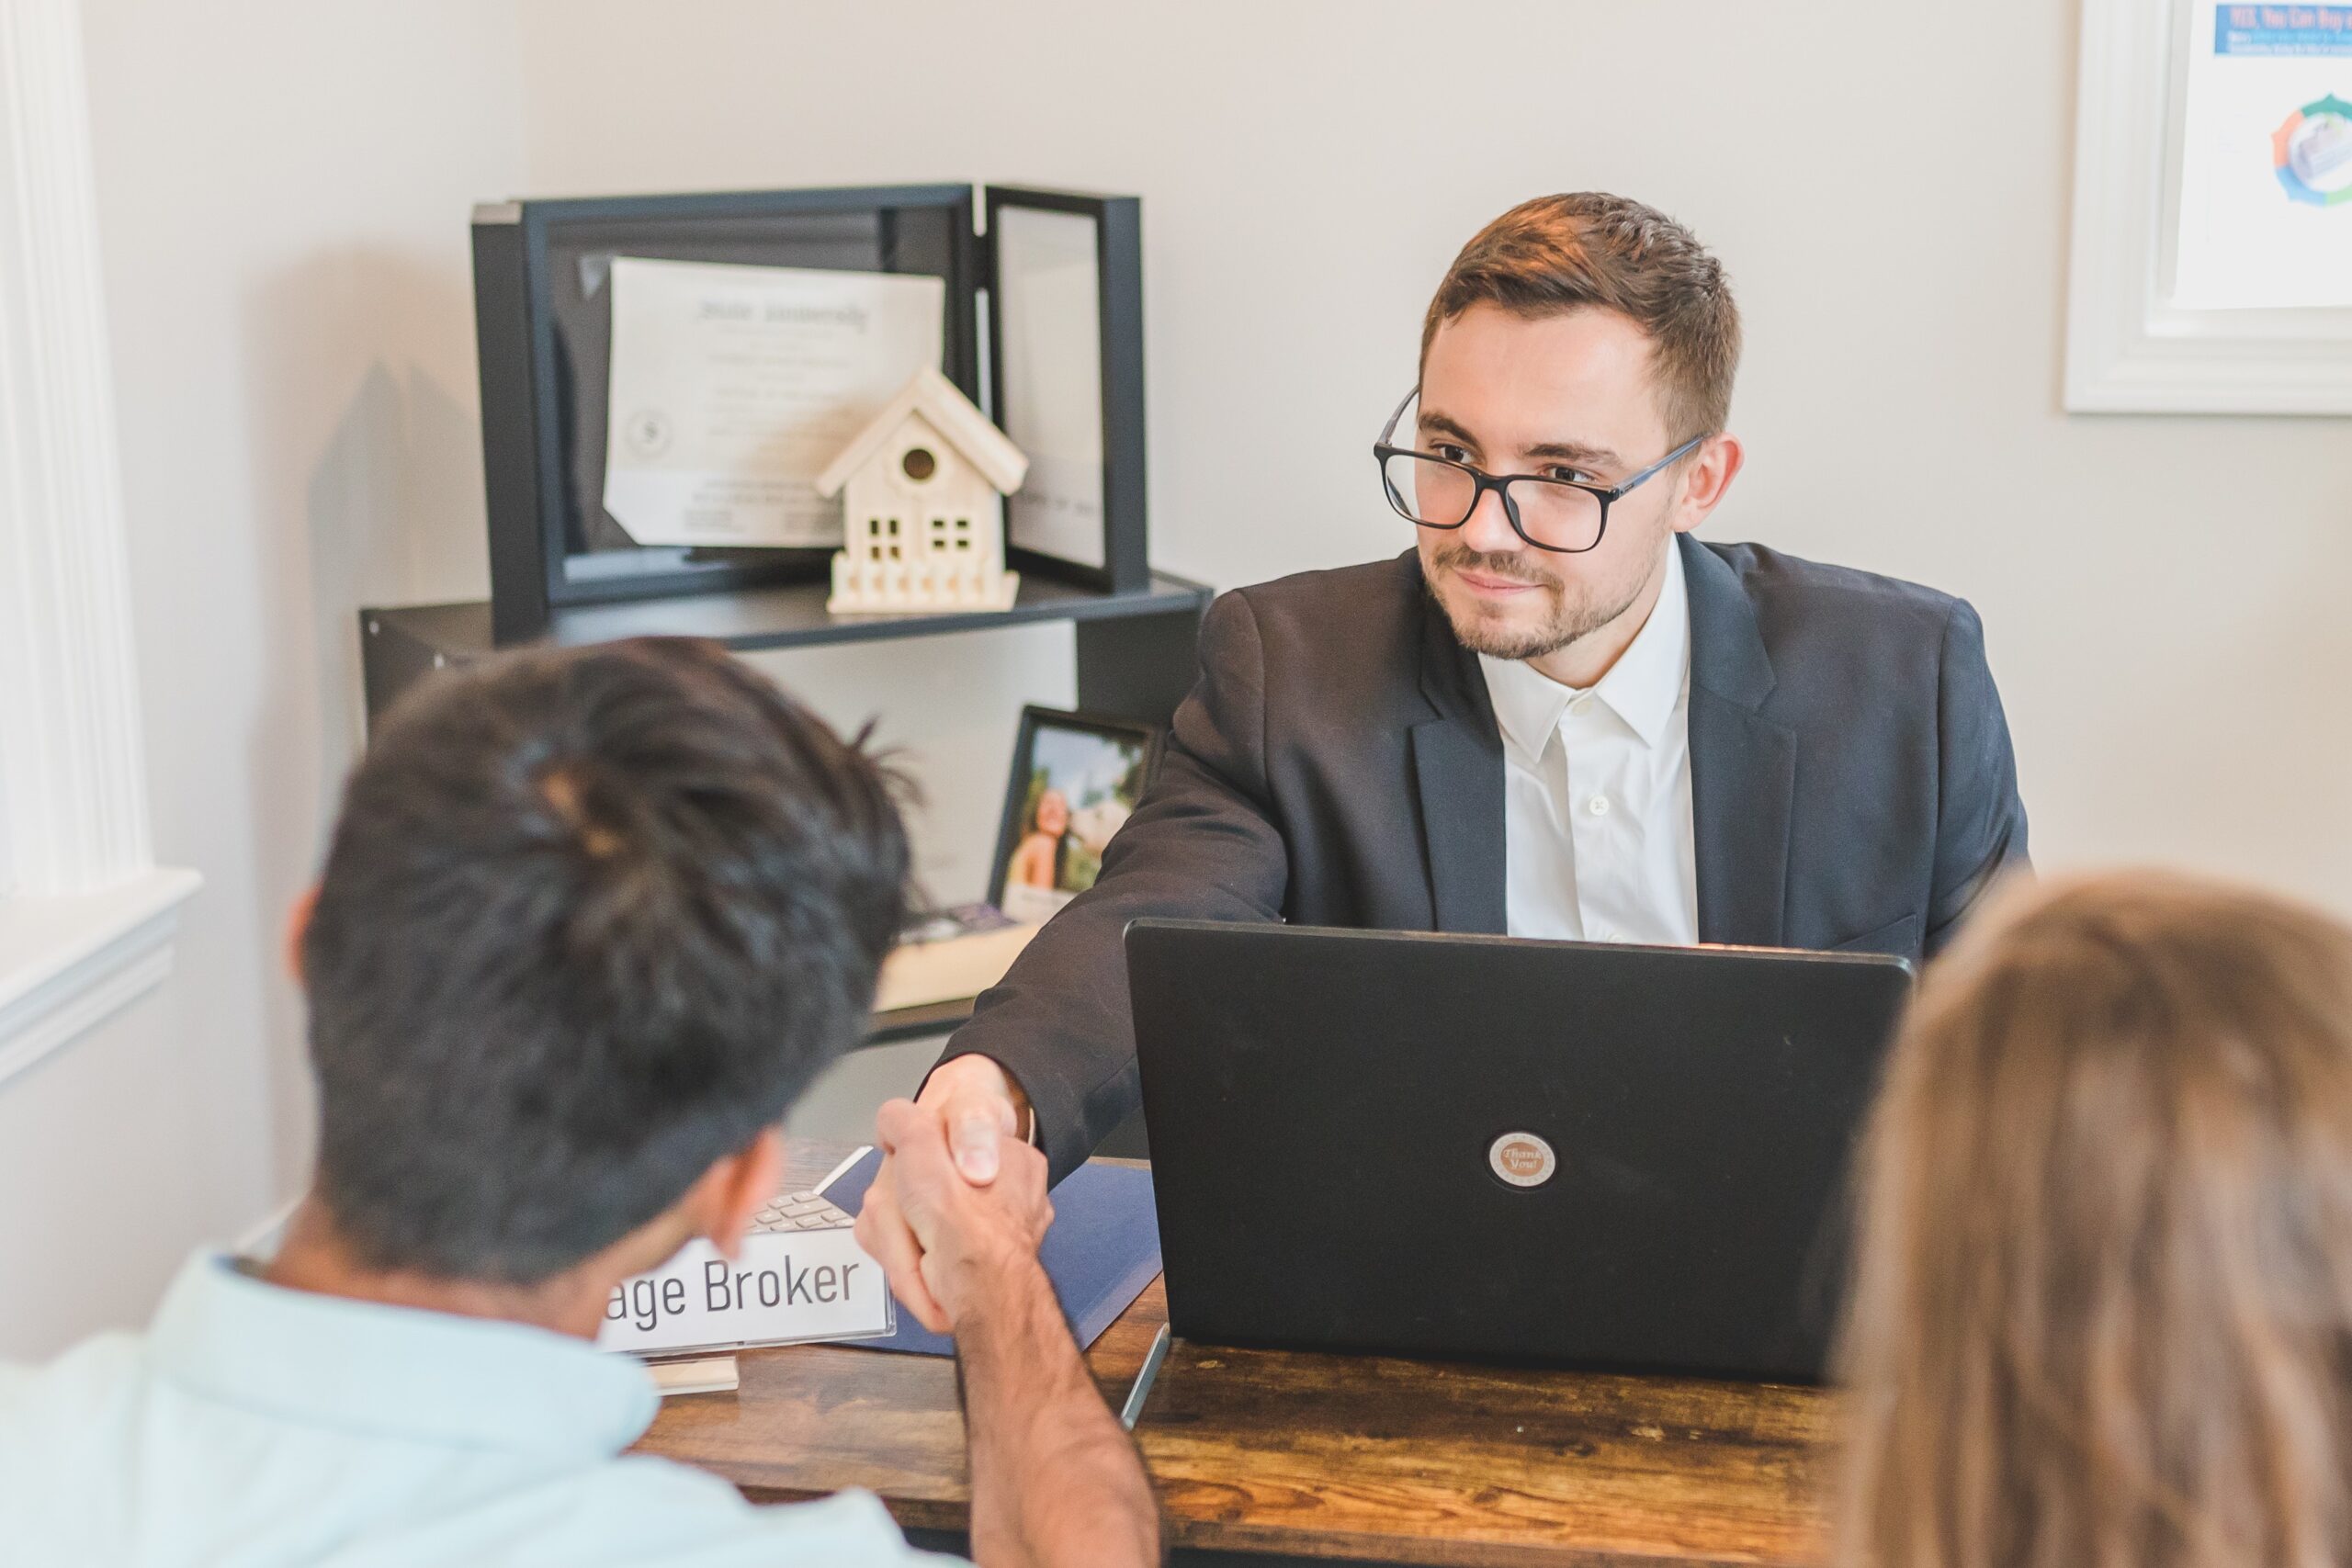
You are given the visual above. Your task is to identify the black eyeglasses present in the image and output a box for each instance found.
[1372,389,1704,553]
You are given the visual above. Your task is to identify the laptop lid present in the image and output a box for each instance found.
[1126,919,1913,1382]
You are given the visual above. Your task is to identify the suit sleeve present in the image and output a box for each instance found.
[933,589,1292,1180]
[1924,598,2030,955]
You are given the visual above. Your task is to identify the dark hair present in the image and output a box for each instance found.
[1420,192,1742,445]
[300,637,909,1283]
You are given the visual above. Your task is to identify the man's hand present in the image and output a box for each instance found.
[856,1090,1048,1333]
[865,1100,1156,1568]
[857,1055,1029,1332]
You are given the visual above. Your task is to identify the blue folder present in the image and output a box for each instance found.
[823,1147,1161,1356]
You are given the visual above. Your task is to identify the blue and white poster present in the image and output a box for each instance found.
[2175,4,2352,309]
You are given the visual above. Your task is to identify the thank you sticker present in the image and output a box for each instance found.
[1488,1131,1558,1189]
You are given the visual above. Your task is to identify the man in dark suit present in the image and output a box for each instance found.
[853,193,2027,1327]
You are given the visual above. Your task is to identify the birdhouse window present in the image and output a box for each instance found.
[900,446,936,482]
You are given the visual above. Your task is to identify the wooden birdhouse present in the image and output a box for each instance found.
[818,367,1029,614]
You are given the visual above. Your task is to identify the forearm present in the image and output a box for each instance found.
[946,782,1293,1177]
[946,588,1289,1179]
[955,1255,1159,1568]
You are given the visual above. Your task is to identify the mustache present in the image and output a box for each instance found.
[1432,543,1556,587]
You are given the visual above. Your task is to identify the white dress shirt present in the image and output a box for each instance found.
[1477,543,1698,946]
[0,1251,955,1567]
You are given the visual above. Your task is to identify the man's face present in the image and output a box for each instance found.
[1412,302,1690,663]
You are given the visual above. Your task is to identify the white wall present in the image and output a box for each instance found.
[517,0,2352,907]
[8,0,2349,1354]
[0,0,526,1358]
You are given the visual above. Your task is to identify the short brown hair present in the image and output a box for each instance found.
[1420,193,1741,444]
[1838,870,2352,1568]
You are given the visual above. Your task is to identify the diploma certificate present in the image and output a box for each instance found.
[602,258,945,548]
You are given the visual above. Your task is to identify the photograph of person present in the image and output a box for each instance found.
[995,710,1154,926]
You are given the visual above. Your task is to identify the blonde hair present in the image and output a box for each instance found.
[1838,870,2352,1568]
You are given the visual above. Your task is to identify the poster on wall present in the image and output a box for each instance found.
[2174,3,2352,310]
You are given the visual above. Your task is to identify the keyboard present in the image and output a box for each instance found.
[752,1190,855,1234]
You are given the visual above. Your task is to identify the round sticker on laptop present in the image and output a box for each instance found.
[1488,1132,1556,1188]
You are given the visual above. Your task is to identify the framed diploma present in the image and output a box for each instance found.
[599,258,947,551]
[472,186,984,643]
[2065,0,2352,413]
[472,183,1153,645]
[985,187,1150,595]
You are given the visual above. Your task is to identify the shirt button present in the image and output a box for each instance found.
[1567,694,1594,717]
[1587,795,1611,817]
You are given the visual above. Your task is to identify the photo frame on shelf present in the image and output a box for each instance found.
[2064,0,2352,414]
[988,706,1161,925]
[985,187,1149,594]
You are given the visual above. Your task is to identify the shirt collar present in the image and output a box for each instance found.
[147,1251,659,1458]
[1477,540,1691,757]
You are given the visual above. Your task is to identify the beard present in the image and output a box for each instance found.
[1425,540,1648,662]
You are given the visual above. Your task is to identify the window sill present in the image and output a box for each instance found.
[0,868,203,1089]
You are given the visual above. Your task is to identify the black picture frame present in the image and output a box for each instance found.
[984,186,1148,596]
[472,184,983,645]
[987,705,1161,912]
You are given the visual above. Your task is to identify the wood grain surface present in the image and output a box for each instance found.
[633,1139,1836,1566]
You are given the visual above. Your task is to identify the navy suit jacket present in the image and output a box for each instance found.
[944,536,2030,1179]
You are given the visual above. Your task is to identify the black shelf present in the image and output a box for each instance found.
[547,569,1207,653]
[361,570,1213,731]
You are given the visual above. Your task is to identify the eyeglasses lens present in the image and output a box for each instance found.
[1381,450,1473,527]
[1508,479,1604,551]
[1381,450,1604,550]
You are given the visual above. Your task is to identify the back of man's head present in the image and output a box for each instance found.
[300,637,908,1285]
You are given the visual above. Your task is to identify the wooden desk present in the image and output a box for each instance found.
[635,1142,1836,1567]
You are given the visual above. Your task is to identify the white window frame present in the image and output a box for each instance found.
[0,0,198,1087]
[2064,0,2352,413]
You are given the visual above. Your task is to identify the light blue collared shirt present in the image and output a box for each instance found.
[0,1252,956,1566]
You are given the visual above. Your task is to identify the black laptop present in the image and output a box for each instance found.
[1125,919,1913,1383]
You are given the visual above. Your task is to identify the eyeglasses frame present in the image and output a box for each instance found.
[1372,388,1707,554]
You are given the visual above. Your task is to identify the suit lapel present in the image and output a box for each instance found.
[1408,570,1508,935]
[1680,536,1795,948]
[1413,719,1506,933]
[1400,542,1797,942]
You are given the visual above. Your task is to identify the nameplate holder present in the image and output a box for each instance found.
[596,1224,892,1358]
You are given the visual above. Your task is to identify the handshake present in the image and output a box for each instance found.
[853,1054,1045,1334]
[854,1056,1160,1568]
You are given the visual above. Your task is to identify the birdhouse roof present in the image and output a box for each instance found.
[815,367,1030,498]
